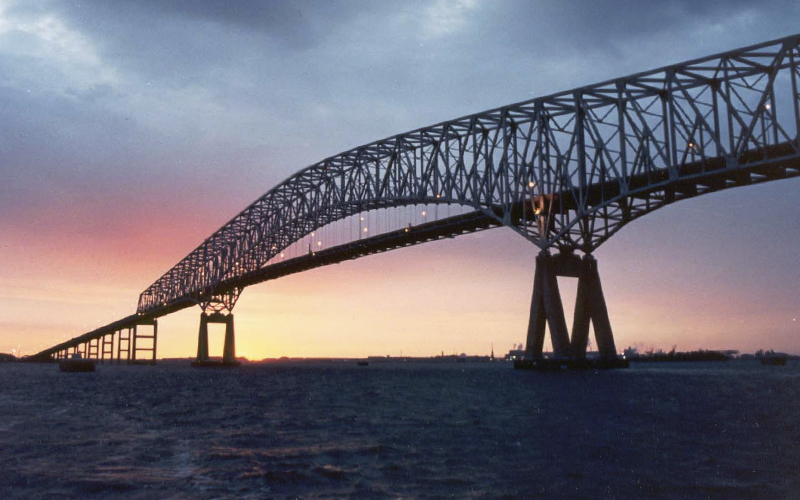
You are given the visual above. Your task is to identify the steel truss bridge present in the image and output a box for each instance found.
[33,35,800,366]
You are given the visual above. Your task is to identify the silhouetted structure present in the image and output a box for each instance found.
[32,35,800,366]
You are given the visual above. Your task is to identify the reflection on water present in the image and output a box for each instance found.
[1,360,798,499]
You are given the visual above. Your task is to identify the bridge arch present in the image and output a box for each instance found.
[138,34,800,317]
[33,35,800,366]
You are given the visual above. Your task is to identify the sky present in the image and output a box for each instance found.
[2,0,800,360]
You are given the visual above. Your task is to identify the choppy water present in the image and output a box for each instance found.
[1,360,799,499]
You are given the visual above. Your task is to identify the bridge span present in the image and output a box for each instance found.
[33,34,800,366]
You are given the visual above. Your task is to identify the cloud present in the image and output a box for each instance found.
[422,0,478,38]
[3,0,799,236]
[0,2,117,96]
[2,0,800,355]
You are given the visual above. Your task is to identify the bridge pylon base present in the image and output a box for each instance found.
[195,312,239,367]
[524,251,624,368]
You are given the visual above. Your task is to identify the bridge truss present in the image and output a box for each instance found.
[138,34,800,316]
[34,35,800,364]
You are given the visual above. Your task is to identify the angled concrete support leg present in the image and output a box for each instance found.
[571,267,592,358]
[542,255,571,358]
[525,251,572,359]
[525,261,547,358]
[570,255,618,361]
[585,257,617,360]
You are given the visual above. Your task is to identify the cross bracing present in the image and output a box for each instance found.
[136,34,800,317]
[28,34,800,363]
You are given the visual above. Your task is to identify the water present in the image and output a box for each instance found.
[1,360,798,499]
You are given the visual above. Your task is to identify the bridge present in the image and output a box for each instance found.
[33,34,800,366]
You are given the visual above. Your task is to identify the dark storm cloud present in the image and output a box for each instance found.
[3,0,800,356]
[485,0,792,44]
[49,0,404,53]
[36,0,338,48]
[3,0,800,238]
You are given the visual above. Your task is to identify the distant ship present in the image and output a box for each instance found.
[59,353,96,372]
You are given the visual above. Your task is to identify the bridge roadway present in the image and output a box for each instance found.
[29,209,501,361]
[31,140,800,362]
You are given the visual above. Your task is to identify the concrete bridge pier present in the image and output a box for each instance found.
[523,250,626,369]
[195,312,238,366]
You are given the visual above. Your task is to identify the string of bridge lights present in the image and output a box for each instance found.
[266,203,471,264]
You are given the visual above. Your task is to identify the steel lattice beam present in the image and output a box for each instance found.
[30,34,800,360]
[136,34,800,315]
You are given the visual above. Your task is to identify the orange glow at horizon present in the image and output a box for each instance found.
[3,188,800,359]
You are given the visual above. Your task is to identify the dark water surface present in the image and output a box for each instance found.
[1,360,799,499]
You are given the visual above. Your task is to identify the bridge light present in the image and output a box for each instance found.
[280,253,285,258]
[765,103,771,110]
[528,181,536,188]
[360,217,365,221]
[317,241,322,247]
[311,232,315,237]
[436,193,441,199]
[363,227,369,233]
[421,210,427,217]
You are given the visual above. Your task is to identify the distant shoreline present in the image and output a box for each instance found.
[9,350,798,365]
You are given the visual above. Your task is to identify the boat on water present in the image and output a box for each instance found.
[59,354,96,372]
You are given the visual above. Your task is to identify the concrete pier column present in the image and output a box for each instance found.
[151,320,158,362]
[222,314,236,363]
[132,325,138,362]
[197,314,210,363]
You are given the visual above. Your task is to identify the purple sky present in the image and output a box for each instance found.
[2,0,799,358]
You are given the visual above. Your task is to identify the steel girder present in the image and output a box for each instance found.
[138,34,800,315]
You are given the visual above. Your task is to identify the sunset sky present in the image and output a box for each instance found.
[2,0,800,360]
